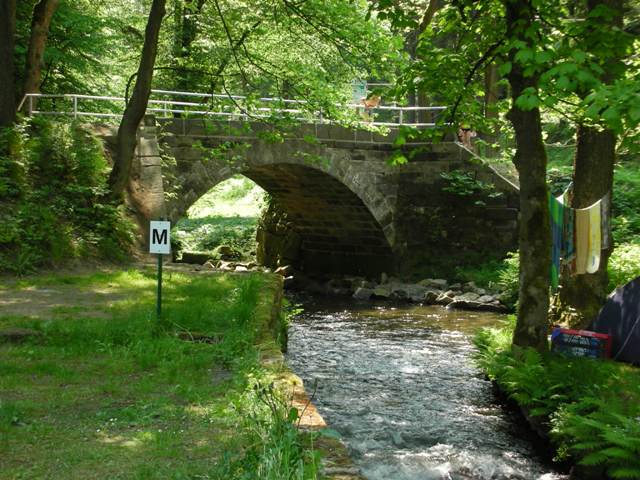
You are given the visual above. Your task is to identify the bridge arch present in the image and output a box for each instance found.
[119,117,519,277]
[160,121,397,275]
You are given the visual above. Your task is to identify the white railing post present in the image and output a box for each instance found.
[73,95,78,119]
[399,108,404,126]
[28,95,33,116]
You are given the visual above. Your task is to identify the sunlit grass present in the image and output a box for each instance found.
[174,175,266,260]
[0,269,292,479]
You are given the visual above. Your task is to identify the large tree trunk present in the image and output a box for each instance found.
[108,0,166,201]
[172,0,205,92]
[23,0,59,97]
[557,0,621,326]
[557,0,622,327]
[505,0,551,352]
[0,0,16,127]
[559,126,615,326]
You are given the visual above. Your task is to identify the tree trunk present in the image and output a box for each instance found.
[172,0,205,92]
[557,0,622,328]
[108,0,166,201]
[559,126,615,326]
[23,0,59,97]
[505,0,551,352]
[482,63,500,154]
[0,0,16,127]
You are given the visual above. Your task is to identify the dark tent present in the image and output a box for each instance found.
[590,276,640,365]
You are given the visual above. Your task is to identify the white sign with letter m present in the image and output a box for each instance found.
[149,221,171,255]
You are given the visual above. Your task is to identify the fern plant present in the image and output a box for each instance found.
[553,399,640,479]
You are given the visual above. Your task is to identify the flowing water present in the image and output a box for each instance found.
[286,298,568,480]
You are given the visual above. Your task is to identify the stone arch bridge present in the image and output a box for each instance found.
[101,117,519,277]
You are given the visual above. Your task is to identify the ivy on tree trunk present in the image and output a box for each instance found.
[108,0,167,201]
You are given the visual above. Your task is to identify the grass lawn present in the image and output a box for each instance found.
[0,268,315,479]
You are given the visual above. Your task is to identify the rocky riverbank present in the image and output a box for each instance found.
[191,256,513,313]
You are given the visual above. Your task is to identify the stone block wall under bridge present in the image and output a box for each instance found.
[108,117,520,278]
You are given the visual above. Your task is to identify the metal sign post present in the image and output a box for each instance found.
[149,220,171,321]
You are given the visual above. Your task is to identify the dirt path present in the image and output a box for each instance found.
[0,284,129,319]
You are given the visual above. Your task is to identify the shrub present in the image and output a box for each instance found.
[0,118,132,273]
[475,321,640,479]
[608,242,640,291]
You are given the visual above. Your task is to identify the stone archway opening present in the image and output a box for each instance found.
[172,175,266,264]
[244,163,393,277]
[173,164,394,278]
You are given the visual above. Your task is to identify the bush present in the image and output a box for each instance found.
[612,163,640,245]
[608,242,640,291]
[474,322,640,479]
[0,118,132,273]
[455,251,519,308]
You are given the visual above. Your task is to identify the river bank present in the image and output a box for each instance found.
[475,321,640,480]
[0,267,337,479]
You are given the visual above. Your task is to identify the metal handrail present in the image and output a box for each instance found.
[17,90,446,128]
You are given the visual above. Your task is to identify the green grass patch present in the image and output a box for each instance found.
[475,320,640,479]
[173,176,266,262]
[0,269,318,479]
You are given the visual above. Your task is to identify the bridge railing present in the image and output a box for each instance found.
[17,90,447,128]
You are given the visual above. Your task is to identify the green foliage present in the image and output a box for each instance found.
[0,118,132,274]
[174,176,265,261]
[216,382,319,480]
[440,169,503,206]
[475,320,640,478]
[612,162,640,245]
[608,243,640,292]
[553,399,640,478]
[455,251,519,309]
[15,0,144,97]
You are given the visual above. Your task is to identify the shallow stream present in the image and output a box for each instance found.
[286,298,568,480]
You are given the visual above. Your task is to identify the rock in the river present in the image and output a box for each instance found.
[353,287,374,300]
[404,284,429,302]
[419,278,448,289]
[218,260,235,271]
[436,292,455,305]
[355,279,376,289]
[424,289,441,304]
[372,284,393,298]
[462,281,478,293]
[454,292,481,302]
[274,265,294,277]
[448,299,509,312]
[477,294,495,304]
